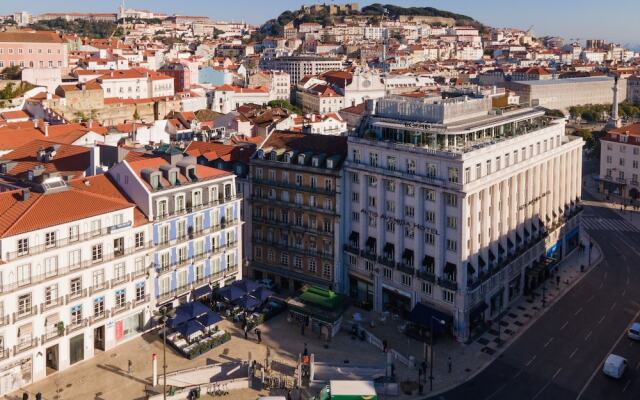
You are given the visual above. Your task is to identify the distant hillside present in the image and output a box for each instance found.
[258,3,485,38]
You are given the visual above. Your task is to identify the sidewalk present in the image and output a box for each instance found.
[369,231,604,398]
[582,173,640,231]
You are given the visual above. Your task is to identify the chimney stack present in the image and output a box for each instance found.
[44,122,49,137]
[33,118,39,129]
[21,188,30,201]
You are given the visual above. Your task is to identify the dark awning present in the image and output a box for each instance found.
[192,284,211,299]
[507,237,514,248]
[524,227,530,237]
[478,256,486,267]
[467,263,475,275]
[384,242,394,252]
[349,231,359,242]
[423,255,435,267]
[403,249,414,259]
[532,222,538,232]
[498,243,505,254]
[366,236,376,247]
[444,262,457,275]
[488,249,496,261]
[409,303,453,330]
[539,219,545,229]
[516,233,522,243]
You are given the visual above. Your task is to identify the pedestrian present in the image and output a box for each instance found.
[128,359,133,375]
[448,356,452,373]
[303,343,308,356]
[244,324,249,340]
[556,275,560,287]
[255,328,262,343]
[300,322,305,336]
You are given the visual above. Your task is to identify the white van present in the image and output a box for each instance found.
[603,354,628,379]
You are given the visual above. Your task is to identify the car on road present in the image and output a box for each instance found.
[628,322,640,340]
[602,354,628,379]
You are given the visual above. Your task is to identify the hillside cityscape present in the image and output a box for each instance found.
[0,2,639,400]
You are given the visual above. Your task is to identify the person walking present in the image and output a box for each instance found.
[255,328,262,343]
[128,359,133,375]
[244,324,249,340]
[448,356,452,373]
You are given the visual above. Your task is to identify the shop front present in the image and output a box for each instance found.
[564,227,580,255]
[0,357,32,396]
[348,275,374,311]
[114,312,145,343]
[382,286,412,319]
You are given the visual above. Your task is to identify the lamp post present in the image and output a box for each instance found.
[153,305,176,400]
[429,317,446,391]
[588,241,593,266]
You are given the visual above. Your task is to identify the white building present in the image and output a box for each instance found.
[209,85,271,113]
[262,56,344,85]
[343,96,584,341]
[599,123,640,199]
[0,175,152,395]
[97,69,174,100]
[108,155,243,309]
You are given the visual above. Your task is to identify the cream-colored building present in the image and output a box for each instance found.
[344,96,584,341]
[599,123,640,199]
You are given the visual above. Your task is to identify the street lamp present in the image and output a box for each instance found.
[588,241,593,266]
[429,317,446,391]
[153,305,176,400]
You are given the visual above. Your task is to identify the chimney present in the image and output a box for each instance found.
[88,120,93,129]
[33,118,39,129]
[88,145,100,176]
[44,122,49,137]
[21,188,30,201]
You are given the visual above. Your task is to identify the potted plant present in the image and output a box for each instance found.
[56,321,65,336]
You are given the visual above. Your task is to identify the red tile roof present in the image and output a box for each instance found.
[126,157,231,191]
[0,139,90,180]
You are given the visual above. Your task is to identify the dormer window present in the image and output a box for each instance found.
[150,175,160,189]
[327,159,335,169]
[258,150,265,160]
[298,154,305,164]
[270,151,277,161]
[312,157,320,167]
[284,154,290,163]
[169,171,177,184]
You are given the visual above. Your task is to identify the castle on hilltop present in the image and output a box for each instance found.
[301,3,359,15]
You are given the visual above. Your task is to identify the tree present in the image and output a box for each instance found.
[1,65,22,80]
[544,109,565,118]
[133,108,141,121]
[268,100,302,115]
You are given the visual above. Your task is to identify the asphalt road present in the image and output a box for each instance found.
[430,194,640,399]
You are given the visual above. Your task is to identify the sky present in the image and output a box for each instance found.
[2,0,639,46]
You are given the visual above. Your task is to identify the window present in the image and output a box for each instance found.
[447,216,457,229]
[425,189,435,201]
[70,277,82,296]
[407,159,416,174]
[92,244,103,261]
[352,211,360,222]
[17,264,30,286]
[368,215,377,228]
[294,256,303,270]
[94,297,105,317]
[323,264,332,279]
[369,152,378,167]
[386,219,395,233]
[421,282,432,295]
[368,196,376,208]
[385,180,395,192]
[71,305,82,325]
[425,211,435,223]
[352,192,359,202]
[387,156,396,171]
[44,256,58,277]
[425,232,435,245]
[68,225,79,242]
[442,290,455,304]
[445,193,458,207]
[45,284,59,306]
[404,184,415,197]
[351,172,360,183]
[401,274,412,287]
[405,206,415,218]
[93,269,105,289]
[280,252,289,266]
[448,167,459,183]
[386,200,395,213]
[115,289,126,308]
[135,232,145,248]
[114,262,126,281]
[91,219,102,235]
[18,293,32,316]
[136,282,145,301]
[446,239,458,252]
[404,226,414,238]
[383,267,393,279]
[426,163,437,178]
[17,238,28,256]
[308,259,317,273]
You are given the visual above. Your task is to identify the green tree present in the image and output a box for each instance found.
[1,65,22,80]
[268,100,302,115]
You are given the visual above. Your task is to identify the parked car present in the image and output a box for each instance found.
[628,322,640,340]
[603,354,628,379]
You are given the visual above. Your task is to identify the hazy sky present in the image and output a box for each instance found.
[3,0,639,45]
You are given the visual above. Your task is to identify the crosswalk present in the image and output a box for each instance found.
[581,216,640,232]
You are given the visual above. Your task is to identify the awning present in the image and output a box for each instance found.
[366,236,376,248]
[409,303,453,330]
[507,237,514,248]
[478,256,486,267]
[467,263,476,275]
[18,323,33,336]
[177,319,205,337]
[384,242,394,253]
[349,231,359,242]
[45,313,60,326]
[423,255,435,268]
[176,301,210,319]
[516,233,522,243]
[539,219,545,229]
[192,284,211,299]
[470,301,488,321]
[444,262,457,275]
[498,243,505,254]
[197,311,222,327]
[524,227,530,237]
[488,249,496,261]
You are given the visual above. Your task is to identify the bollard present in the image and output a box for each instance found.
[152,353,158,386]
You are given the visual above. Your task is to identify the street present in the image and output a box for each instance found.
[431,191,640,399]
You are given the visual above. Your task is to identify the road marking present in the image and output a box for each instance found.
[635,360,640,370]
[576,307,640,400]
[569,348,579,359]
[611,302,617,310]
[484,383,507,400]
[513,369,524,378]
[526,355,537,366]
[598,315,606,324]
[622,380,631,393]
[586,295,594,303]
[622,289,626,297]
[531,381,552,400]
[544,338,554,348]
[574,307,583,316]
[560,321,569,330]
[585,331,592,341]
[553,367,562,380]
